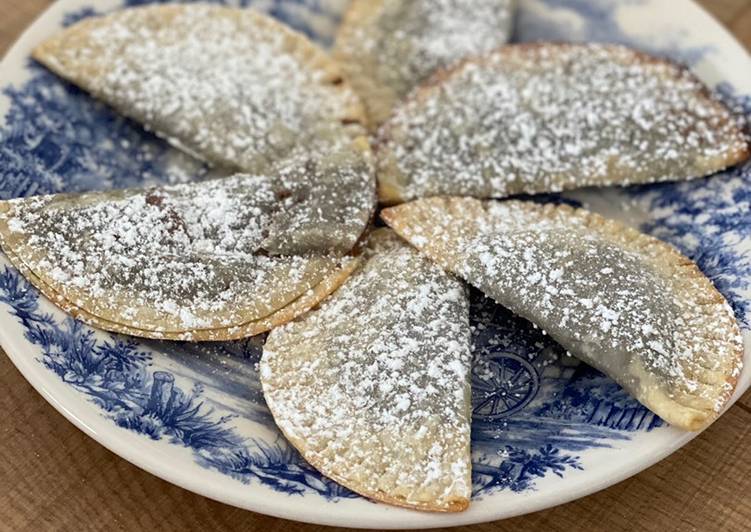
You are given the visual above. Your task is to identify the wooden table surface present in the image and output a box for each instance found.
[1,1,751,531]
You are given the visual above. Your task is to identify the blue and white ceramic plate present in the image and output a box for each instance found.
[1,0,750,528]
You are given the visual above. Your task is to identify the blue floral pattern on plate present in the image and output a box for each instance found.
[0,0,749,504]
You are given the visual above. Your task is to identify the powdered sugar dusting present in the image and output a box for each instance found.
[36,4,364,172]
[0,174,356,334]
[259,141,375,255]
[383,198,743,430]
[335,0,514,124]
[261,230,472,509]
[377,44,749,202]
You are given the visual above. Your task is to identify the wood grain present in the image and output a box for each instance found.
[1,1,751,531]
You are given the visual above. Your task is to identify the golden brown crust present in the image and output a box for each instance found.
[261,228,472,511]
[0,186,365,341]
[262,409,469,512]
[33,4,368,164]
[540,202,742,430]
[0,198,343,334]
[382,197,743,431]
[376,43,750,205]
[34,3,366,125]
[1,239,360,341]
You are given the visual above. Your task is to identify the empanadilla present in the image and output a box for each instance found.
[382,197,743,431]
[33,4,366,173]
[334,0,515,127]
[1,240,360,342]
[261,229,472,511]
[0,174,366,341]
[376,43,749,204]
